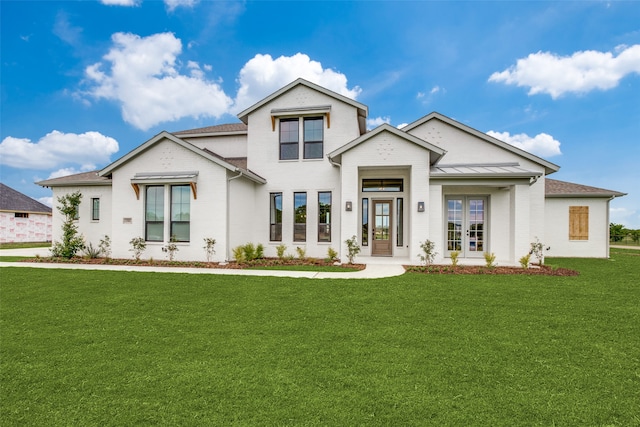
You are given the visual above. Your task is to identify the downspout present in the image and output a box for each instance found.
[226,170,244,262]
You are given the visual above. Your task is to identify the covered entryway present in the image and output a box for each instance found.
[446,196,488,258]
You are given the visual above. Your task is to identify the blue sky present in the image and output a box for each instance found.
[1,0,639,228]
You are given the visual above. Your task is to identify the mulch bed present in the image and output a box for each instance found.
[19,256,367,271]
[405,264,579,276]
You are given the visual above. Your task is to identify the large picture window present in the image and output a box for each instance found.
[294,192,307,242]
[303,117,323,159]
[171,185,190,242]
[145,186,164,242]
[318,191,331,242]
[270,193,283,241]
[280,118,299,160]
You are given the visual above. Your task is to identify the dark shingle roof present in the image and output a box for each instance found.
[173,123,247,135]
[37,171,112,187]
[0,183,52,214]
[546,178,626,198]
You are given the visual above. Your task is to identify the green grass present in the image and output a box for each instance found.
[0,256,29,262]
[0,241,50,249]
[1,249,638,426]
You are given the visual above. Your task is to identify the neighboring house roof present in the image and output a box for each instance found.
[403,112,560,175]
[99,131,266,184]
[545,178,627,198]
[431,162,543,179]
[36,171,111,188]
[237,78,368,134]
[0,183,52,214]
[328,123,447,165]
[173,123,248,137]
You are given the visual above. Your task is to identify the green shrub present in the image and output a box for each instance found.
[256,243,264,259]
[519,253,531,269]
[50,191,85,259]
[276,244,287,260]
[296,246,307,260]
[232,246,246,263]
[203,237,216,262]
[345,235,360,264]
[419,239,437,265]
[450,250,459,267]
[99,235,111,259]
[327,247,339,263]
[129,237,146,261]
[82,242,102,259]
[162,237,179,261]
[484,252,497,269]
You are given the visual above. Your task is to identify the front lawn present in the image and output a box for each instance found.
[1,249,638,425]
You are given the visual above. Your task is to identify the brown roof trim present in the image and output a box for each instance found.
[545,178,626,198]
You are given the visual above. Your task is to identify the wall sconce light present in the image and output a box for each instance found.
[345,201,353,211]
[417,201,425,212]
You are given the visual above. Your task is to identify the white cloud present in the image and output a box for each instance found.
[397,123,408,129]
[610,207,639,229]
[366,116,391,130]
[38,197,53,207]
[47,166,96,179]
[489,45,640,98]
[100,0,140,6]
[234,53,361,113]
[0,131,119,169]
[164,0,199,11]
[53,11,82,46]
[83,32,232,130]
[486,130,562,158]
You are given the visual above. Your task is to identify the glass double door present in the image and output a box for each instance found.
[446,196,487,258]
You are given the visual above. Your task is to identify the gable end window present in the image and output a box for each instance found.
[569,206,589,240]
[280,118,299,160]
[303,117,323,159]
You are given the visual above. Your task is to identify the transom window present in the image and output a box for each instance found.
[362,179,404,192]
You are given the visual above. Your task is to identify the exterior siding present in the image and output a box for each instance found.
[544,197,610,258]
[109,138,230,262]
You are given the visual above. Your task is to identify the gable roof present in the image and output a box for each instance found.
[237,78,368,128]
[173,122,247,137]
[403,112,560,175]
[37,171,111,188]
[545,178,626,198]
[328,123,447,165]
[0,183,52,214]
[98,131,265,184]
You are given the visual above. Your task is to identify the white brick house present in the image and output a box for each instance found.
[38,79,625,263]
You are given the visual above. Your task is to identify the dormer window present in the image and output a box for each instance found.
[273,105,330,161]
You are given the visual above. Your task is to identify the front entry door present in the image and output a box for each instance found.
[372,200,392,256]
[446,196,487,258]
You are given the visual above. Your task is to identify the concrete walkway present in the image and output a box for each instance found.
[0,247,405,279]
